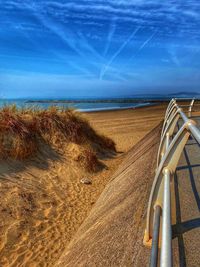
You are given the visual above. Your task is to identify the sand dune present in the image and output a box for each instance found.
[0,105,166,266]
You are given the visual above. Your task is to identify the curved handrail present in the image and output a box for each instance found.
[144,98,200,267]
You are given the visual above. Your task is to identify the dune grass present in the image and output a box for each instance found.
[0,105,116,172]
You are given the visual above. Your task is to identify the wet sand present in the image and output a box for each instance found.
[0,104,167,266]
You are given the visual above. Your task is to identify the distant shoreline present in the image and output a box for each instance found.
[79,102,158,113]
[24,99,160,113]
[0,99,162,113]
[25,97,199,105]
[25,99,156,104]
[25,100,159,113]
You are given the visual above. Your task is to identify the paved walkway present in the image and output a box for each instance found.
[173,116,200,267]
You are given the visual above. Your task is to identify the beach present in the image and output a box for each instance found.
[85,103,167,151]
[0,104,167,266]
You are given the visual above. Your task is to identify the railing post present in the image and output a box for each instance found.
[157,110,180,167]
[160,169,172,267]
[188,98,195,118]
[161,103,178,137]
[165,133,170,152]
[150,205,161,267]
[165,99,176,120]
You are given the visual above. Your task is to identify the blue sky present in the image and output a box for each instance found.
[0,0,200,98]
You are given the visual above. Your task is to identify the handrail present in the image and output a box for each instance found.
[143,98,200,267]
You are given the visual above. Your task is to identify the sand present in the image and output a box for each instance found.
[0,104,167,266]
[56,123,162,267]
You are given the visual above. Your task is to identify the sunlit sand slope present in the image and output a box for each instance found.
[56,123,162,267]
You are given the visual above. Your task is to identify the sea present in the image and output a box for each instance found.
[0,99,155,112]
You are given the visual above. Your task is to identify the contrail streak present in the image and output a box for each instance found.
[90,60,127,81]
[138,30,157,52]
[28,2,99,63]
[168,47,180,66]
[77,32,104,62]
[68,60,95,77]
[100,26,141,80]
[129,30,157,62]
[103,18,117,56]
[37,16,88,61]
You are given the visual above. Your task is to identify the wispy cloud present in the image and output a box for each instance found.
[1,0,200,97]
[3,1,200,37]
[2,0,200,42]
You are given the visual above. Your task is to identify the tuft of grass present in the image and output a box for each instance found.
[0,105,116,171]
[76,148,99,173]
[0,106,37,159]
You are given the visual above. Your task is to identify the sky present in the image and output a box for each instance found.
[0,0,200,99]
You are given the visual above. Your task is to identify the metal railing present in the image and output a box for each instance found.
[143,98,200,267]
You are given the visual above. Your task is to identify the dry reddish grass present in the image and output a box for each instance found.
[75,148,99,172]
[0,105,116,172]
